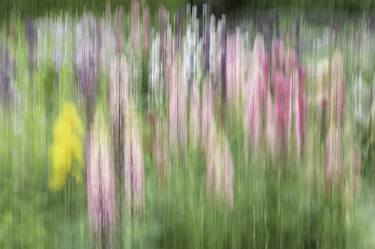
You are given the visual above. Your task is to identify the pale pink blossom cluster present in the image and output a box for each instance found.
[320,50,346,189]
[241,34,306,157]
[87,111,115,237]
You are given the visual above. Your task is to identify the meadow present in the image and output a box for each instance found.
[1,2,375,249]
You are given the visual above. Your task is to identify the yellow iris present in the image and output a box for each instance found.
[49,102,84,191]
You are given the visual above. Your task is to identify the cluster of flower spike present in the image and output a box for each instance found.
[2,0,366,242]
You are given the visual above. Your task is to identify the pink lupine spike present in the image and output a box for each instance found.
[124,104,145,213]
[226,33,243,109]
[246,71,262,149]
[284,49,298,76]
[272,39,284,70]
[244,34,269,150]
[266,93,275,154]
[273,70,291,152]
[223,135,234,208]
[87,112,116,237]
[178,80,187,144]
[130,0,140,52]
[167,54,187,147]
[316,59,330,139]
[201,78,215,148]
[331,50,345,127]
[168,56,179,146]
[205,126,234,208]
[296,92,306,156]
[114,7,124,54]
[189,81,201,146]
[324,127,341,190]
[295,65,306,156]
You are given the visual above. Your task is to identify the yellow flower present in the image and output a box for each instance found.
[49,102,84,191]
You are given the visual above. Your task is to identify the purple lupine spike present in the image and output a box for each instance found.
[75,15,98,126]
[87,112,116,238]
[275,13,280,39]
[221,15,227,104]
[25,17,37,71]
[267,17,273,56]
[0,44,13,102]
[175,11,181,51]
[76,15,97,100]
[272,38,284,71]
[226,34,234,106]
[203,4,210,73]
[257,17,263,34]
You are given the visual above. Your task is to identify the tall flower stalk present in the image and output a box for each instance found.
[124,102,145,213]
[206,124,234,208]
[324,49,346,189]
[86,109,116,243]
